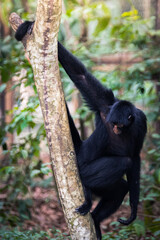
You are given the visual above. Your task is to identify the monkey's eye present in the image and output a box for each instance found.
[128,115,133,121]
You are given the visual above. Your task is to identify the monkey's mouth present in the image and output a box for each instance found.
[113,124,124,135]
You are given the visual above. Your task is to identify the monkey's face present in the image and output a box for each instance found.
[106,100,135,135]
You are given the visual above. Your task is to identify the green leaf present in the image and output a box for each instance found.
[21,184,29,195]
[154,230,160,236]
[20,121,28,131]
[133,220,145,236]
[93,17,110,36]
[21,150,28,159]
[0,166,14,174]
[16,124,22,135]
[28,121,36,128]
[148,149,156,154]
[152,133,160,139]
[40,166,50,175]
[155,169,160,183]
[153,218,160,222]
[0,84,6,93]
[31,169,41,178]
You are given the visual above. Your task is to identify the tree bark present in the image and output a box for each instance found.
[9,1,96,239]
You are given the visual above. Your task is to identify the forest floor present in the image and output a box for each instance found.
[23,185,130,235]
[0,178,154,239]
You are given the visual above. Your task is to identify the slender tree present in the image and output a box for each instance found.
[9,0,96,239]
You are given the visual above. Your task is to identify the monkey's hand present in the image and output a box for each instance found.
[15,21,35,41]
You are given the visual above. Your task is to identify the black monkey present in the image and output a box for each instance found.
[15,21,147,240]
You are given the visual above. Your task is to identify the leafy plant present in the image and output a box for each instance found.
[0,228,71,240]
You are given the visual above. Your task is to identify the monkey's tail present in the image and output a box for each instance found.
[66,103,82,153]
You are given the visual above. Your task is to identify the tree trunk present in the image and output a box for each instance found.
[9,1,96,239]
[143,0,151,18]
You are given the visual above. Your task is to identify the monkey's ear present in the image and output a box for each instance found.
[100,112,106,123]
[128,115,135,122]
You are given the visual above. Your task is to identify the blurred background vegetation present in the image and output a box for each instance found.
[0,0,160,239]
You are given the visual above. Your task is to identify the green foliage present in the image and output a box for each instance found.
[83,1,111,36]
[0,228,71,240]
[61,4,160,239]
[6,97,39,135]
[102,221,142,240]
[63,1,110,38]
[0,36,23,83]
[0,16,51,227]
[0,72,50,223]
[102,219,159,240]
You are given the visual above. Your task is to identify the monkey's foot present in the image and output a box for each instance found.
[75,202,91,216]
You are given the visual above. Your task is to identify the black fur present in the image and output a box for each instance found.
[15,21,147,240]
[15,21,33,41]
